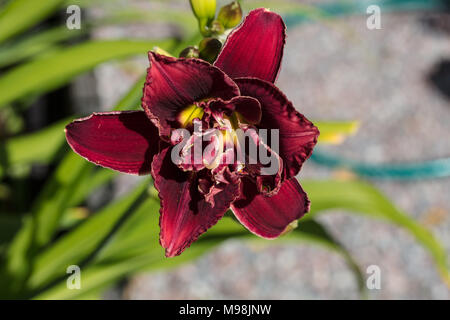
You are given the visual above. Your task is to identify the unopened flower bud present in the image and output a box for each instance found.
[217,1,242,29]
[199,37,222,63]
[210,19,225,36]
[153,46,174,57]
[179,46,199,59]
[190,0,216,35]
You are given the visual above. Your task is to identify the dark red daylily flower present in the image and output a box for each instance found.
[65,8,319,257]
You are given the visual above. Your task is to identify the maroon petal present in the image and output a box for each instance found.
[235,78,319,179]
[65,111,159,175]
[152,147,240,257]
[207,96,261,125]
[231,178,309,238]
[214,8,286,83]
[142,52,240,140]
[237,126,283,196]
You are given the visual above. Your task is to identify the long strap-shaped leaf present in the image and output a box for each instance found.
[26,178,150,293]
[3,33,200,274]
[32,197,365,299]
[29,177,449,298]
[0,36,200,297]
[0,39,175,109]
[0,26,86,68]
[302,179,450,286]
[0,117,70,178]
[0,74,145,297]
[0,10,196,68]
[0,0,64,44]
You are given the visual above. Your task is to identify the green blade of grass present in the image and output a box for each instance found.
[33,201,365,299]
[26,178,150,292]
[0,118,69,175]
[0,39,176,108]
[0,0,65,44]
[0,73,146,295]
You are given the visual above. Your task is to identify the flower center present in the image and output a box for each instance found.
[173,101,250,173]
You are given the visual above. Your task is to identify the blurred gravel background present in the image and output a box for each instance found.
[87,1,449,299]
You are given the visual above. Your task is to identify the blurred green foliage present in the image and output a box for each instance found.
[0,0,448,299]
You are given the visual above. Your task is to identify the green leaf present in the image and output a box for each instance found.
[22,73,146,246]
[33,208,366,299]
[0,0,64,44]
[31,153,91,248]
[0,214,22,251]
[31,196,167,299]
[91,196,162,264]
[0,73,146,294]
[21,72,146,247]
[314,120,359,145]
[26,178,150,292]
[0,34,196,297]
[33,241,216,300]
[33,186,365,299]
[0,154,92,297]
[40,73,147,235]
[302,179,450,285]
[0,8,193,68]
[0,39,176,108]
[0,118,68,174]
[0,26,86,68]
[0,215,34,297]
